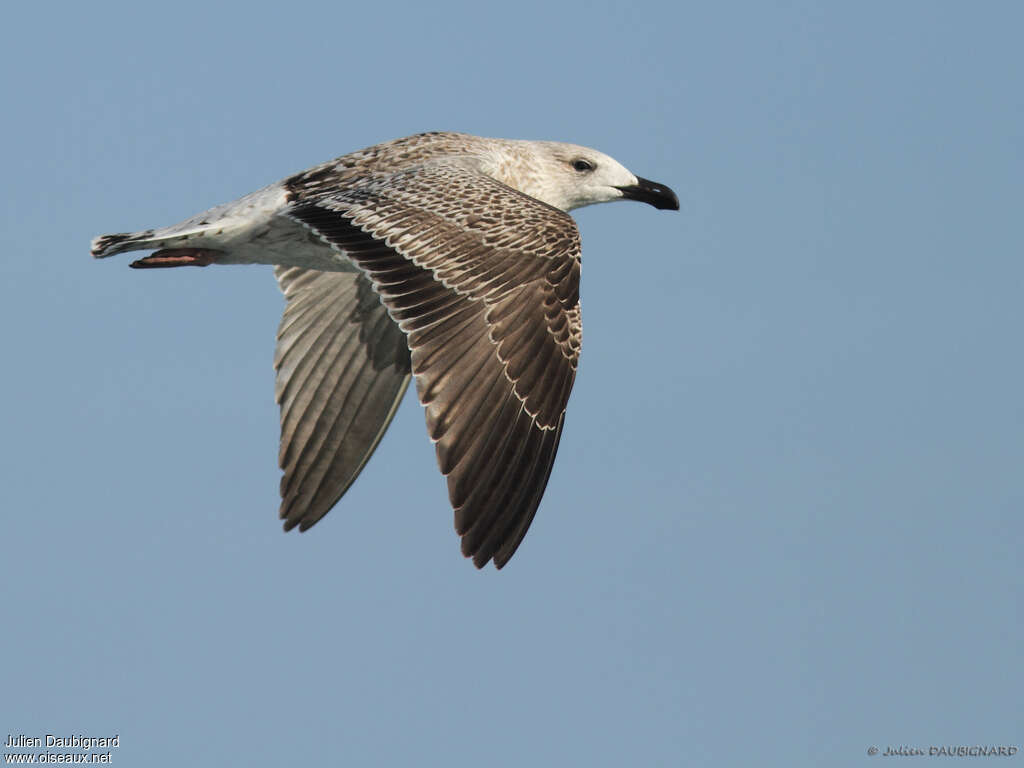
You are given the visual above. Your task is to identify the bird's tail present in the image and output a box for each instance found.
[92,226,210,259]
[91,231,157,259]
[90,217,224,260]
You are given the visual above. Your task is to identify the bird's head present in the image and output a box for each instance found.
[487,140,680,213]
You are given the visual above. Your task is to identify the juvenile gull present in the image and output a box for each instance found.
[92,131,679,568]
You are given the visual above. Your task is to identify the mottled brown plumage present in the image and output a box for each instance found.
[284,162,582,566]
[91,132,678,568]
[274,268,411,533]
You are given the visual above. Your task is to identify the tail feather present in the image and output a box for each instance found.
[91,231,159,259]
[90,223,215,259]
[92,184,288,261]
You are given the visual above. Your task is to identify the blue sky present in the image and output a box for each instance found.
[2,1,1021,765]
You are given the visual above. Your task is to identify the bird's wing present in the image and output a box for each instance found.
[284,162,582,568]
[274,266,412,532]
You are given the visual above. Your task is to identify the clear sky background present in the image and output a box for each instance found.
[2,2,1021,766]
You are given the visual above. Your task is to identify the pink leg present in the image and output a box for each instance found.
[129,248,221,269]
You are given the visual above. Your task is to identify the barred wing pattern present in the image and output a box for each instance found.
[285,162,582,568]
[274,267,412,532]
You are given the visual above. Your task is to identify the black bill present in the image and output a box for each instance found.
[616,177,680,211]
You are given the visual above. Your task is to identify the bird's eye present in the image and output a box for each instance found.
[571,158,595,173]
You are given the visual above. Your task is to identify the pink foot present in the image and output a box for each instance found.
[129,248,221,269]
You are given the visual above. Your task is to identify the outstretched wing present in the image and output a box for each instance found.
[274,267,412,532]
[284,162,582,568]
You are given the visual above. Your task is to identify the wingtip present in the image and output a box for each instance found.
[471,552,489,569]
[465,539,512,569]
[280,509,301,532]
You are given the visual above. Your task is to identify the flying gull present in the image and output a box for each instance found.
[91,131,679,568]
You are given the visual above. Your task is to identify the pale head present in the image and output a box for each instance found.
[477,138,680,213]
